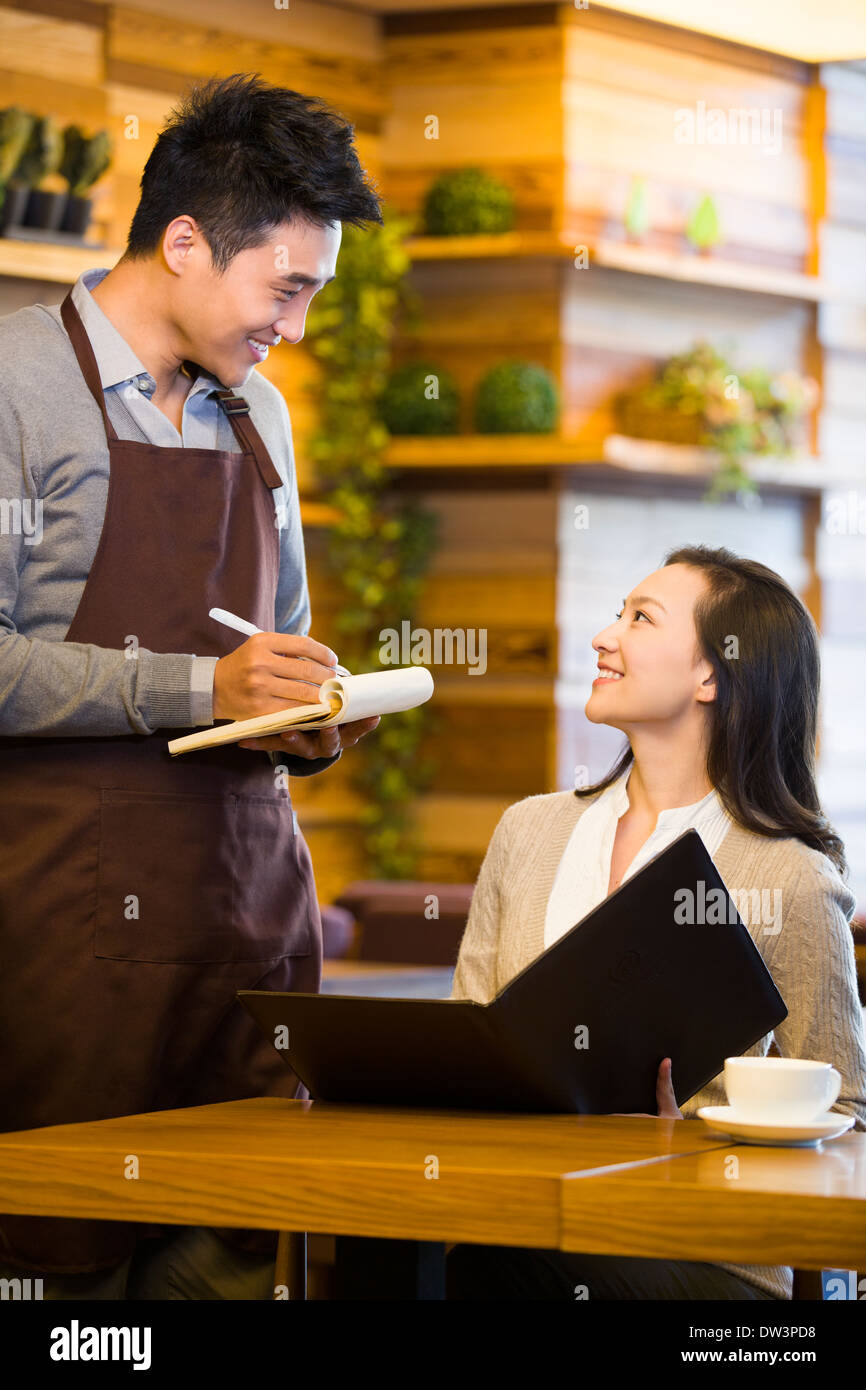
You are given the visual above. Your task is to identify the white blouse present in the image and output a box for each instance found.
[544,766,733,948]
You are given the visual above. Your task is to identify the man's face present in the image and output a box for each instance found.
[173,216,341,387]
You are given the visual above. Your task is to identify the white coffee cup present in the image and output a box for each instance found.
[724,1056,841,1123]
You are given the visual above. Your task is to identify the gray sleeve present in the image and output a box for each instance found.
[0,385,198,736]
[769,860,866,1131]
[190,654,218,725]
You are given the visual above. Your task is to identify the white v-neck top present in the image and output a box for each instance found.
[543,766,733,948]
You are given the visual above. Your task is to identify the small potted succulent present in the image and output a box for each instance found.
[624,175,651,241]
[0,107,37,232]
[475,360,559,434]
[422,167,515,236]
[17,115,66,230]
[59,126,112,236]
[686,193,723,254]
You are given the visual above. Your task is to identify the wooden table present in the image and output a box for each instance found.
[0,1100,730,1246]
[0,1099,861,1296]
[560,1130,866,1273]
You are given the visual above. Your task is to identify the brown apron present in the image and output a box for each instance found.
[0,291,322,1274]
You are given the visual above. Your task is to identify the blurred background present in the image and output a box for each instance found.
[2,0,865,994]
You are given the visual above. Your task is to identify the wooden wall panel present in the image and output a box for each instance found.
[562,18,811,268]
[382,20,565,231]
[107,6,385,125]
[0,7,104,87]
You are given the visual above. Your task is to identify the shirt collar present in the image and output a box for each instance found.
[71,268,226,398]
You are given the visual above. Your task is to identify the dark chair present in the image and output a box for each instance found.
[332,880,475,967]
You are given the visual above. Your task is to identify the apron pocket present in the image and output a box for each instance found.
[94,789,312,963]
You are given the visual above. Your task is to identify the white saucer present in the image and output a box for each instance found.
[697,1106,855,1146]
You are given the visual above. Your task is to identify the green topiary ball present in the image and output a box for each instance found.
[379,362,460,435]
[475,361,559,434]
[422,167,515,236]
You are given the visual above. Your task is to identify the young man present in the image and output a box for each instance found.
[0,72,382,1298]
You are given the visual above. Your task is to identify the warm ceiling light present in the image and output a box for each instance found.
[593,0,866,62]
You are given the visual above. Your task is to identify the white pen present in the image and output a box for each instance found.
[209,607,351,677]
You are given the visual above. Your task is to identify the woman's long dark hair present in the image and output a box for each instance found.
[575,543,848,877]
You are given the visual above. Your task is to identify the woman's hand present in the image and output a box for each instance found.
[610,1058,684,1119]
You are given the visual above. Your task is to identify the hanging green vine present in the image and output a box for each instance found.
[303,210,439,877]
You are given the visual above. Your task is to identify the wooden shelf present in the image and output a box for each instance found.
[386,434,604,469]
[403,231,845,303]
[384,432,852,494]
[0,236,124,283]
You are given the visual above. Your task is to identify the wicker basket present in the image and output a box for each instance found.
[612,398,707,446]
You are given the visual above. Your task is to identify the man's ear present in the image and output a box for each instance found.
[696,661,716,704]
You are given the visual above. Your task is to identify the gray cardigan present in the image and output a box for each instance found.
[451,787,866,1301]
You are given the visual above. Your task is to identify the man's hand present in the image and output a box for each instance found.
[212,631,381,760]
[213,631,343,722]
[609,1058,684,1119]
[238,715,380,756]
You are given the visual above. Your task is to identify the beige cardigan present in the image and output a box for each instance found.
[451,787,866,1301]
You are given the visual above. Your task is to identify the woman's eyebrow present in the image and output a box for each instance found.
[624,595,667,614]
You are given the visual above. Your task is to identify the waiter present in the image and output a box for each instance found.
[0,73,383,1299]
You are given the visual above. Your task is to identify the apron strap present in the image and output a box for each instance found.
[60,291,120,442]
[213,390,284,490]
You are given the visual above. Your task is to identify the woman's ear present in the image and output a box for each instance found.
[696,661,716,704]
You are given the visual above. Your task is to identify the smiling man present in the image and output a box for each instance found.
[0,72,382,1299]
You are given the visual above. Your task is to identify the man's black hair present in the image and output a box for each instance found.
[125,71,383,272]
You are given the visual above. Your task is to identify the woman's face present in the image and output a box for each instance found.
[585,563,716,734]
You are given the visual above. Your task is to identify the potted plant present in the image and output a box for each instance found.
[59,126,112,236]
[475,360,559,434]
[624,175,650,241]
[379,361,460,434]
[422,167,515,236]
[612,341,819,499]
[686,193,722,254]
[0,107,37,232]
[16,115,66,230]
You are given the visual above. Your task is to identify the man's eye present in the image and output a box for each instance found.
[275,289,299,301]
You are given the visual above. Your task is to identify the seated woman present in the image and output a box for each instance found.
[446,543,866,1301]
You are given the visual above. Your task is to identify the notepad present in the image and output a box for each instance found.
[167,665,434,756]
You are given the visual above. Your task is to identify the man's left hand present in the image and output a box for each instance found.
[238,714,380,757]
[610,1058,684,1119]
